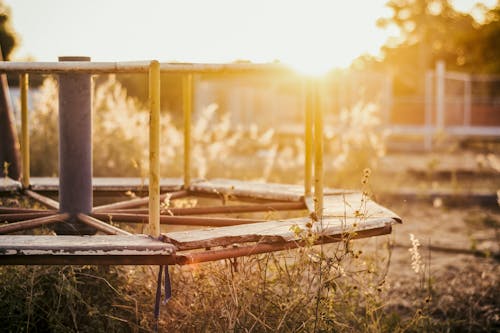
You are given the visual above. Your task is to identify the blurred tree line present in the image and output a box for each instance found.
[353,0,500,95]
[0,0,16,60]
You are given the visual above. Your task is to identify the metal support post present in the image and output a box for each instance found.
[313,80,324,217]
[55,56,94,235]
[149,60,161,237]
[20,73,29,188]
[304,79,313,196]
[183,74,193,189]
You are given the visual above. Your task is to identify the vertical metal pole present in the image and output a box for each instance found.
[435,60,445,130]
[464,75,471,127]
[313,79,324,217]
[183,74,192,189]
[149,60,161,237]
[20,73,29,188]
[424,71,433,151]
[56,56,94,235]
[304,79,313,196]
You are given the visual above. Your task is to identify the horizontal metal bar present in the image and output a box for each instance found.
[0,213,69,234]
[76,213,131,236]
[24,190,60,210]
[388,125,500,137]
[92,190,188,212]
[0,61,291,74]
[0,207,56,214]
[91,213,264,227]
[103,201,306,215]
[0,211,55,222]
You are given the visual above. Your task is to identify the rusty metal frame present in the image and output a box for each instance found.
[0,60,398,266]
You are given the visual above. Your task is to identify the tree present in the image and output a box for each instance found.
[0,0,17,60]
[354,0,500,94]
[0,0,19,179]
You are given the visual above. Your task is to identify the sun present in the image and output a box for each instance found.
[286,59,337,78]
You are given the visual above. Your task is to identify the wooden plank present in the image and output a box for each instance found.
[0,235,175,256]
[175,225,392,265]
[305,193,402,222]
[92,213,264,227]
[103,201,306,215]
[29,177,184,192]
[162,215,399,251]
[0,177,21,192]
[189,179,348,202]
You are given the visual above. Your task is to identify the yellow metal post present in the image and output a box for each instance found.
[148,60,161,237]
[183,74,193,189]
[304,79,313,196]
[313,80,324,217]
[20,73,29,188]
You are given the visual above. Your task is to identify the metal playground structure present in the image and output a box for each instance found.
[0,58,401,266]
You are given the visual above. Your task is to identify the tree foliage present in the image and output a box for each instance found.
[0,0,17,60]
[355,0,500,94]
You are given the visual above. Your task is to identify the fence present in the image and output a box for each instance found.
[388,61,500,150]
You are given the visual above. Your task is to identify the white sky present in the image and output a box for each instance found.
[5,0,497,74]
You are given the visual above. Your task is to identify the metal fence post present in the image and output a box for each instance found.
[435,60,445,131]
[424,71,433,151]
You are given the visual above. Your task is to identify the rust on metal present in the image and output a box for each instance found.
[24,189,60,210]
[76,213,131,236]
[92,190,188,212]
[0,213,69,234]
[174,224,392,265]
[0,211,55,222]
[0,207,57,214]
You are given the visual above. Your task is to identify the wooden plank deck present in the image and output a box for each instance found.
[0,178,401,265]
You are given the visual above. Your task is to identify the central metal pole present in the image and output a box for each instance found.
[55,56,95,235]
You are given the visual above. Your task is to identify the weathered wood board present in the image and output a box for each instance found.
[163,216,397,251]
[0,177,21,192]
[305,193,402,222]
[28,177,184,192]
[163,192,401,251]
[190,178,351,202]
[0,235,175,256]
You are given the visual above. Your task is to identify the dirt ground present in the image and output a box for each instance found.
[352,147,500,329]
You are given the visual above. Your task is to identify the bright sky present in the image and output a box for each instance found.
[5,0,497,74]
